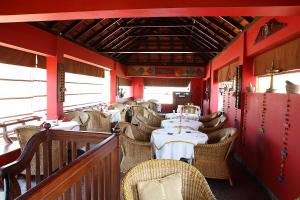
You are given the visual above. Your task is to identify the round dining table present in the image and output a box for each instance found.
[161,119,202,130]
[165,112,200,121]
[151,128,208,160]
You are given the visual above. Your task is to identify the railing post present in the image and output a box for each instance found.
[3,175,10,200]
[113,123,121,200]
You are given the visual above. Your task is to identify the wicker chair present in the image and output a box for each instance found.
[15,126,65,175]
[131,105,147,125]
[182,105,201,115]
[85,110,111,132]
[64,111,89,130]
[147,100,159,112]
[136,117,159,140]
[120,131,153,173]
[122,159,216,200]
[110,103,128,122]
[193,128,238,185]
[138,110,163,127]
[200,111,222,123]
[119,122,151,142]
[199,115,227,134]
[138,101,150,109]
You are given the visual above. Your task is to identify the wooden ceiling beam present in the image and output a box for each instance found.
[191,17,230,43]
[73,19,105,40]
[204,17,237,37]
[219,16,244,30]
[98,49,220,53]
[83,18,121,44]
[240,16,254,23]
[92,18,135,48]
[61,20,82,35]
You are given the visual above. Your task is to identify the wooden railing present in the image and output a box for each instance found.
[0,116,41,144]
[0,123,121,200]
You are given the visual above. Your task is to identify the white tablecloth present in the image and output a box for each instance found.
[165,113,200,121]
[161,119,202,130]
[151,128,208,160]
[47,121,80,131]
[104,109,121,123]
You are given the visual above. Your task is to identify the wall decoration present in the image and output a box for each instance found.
[127,66,155,76]
[156,67,175,75]
[279,96,291,184]
[57,63,65,102]
[259,93,267,134]
[127,66,205,77]
[235,65,242,109]
[255,18,287,43]
[175,67,204,77]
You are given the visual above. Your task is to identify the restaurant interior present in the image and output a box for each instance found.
[0,1,300,200]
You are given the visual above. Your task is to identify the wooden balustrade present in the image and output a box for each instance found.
[0,116,41,144]
[0,123,121,200]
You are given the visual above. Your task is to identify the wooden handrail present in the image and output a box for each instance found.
[0,116,41,144]
[1,123,121,200]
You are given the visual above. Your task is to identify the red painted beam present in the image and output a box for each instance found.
[1,1,300,22]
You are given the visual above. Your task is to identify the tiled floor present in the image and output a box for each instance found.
[207,156,271,200]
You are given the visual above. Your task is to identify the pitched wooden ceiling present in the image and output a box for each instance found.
[32,16,254,66]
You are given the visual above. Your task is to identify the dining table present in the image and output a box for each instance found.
[104,109,121,123]
[165,112,200,121]
[46,120,80,131]
[161,119,202,130]
[151,128,208,160]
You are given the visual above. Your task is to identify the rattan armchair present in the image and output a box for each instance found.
[110,103,128,122]
[193,128,238,185]
[130,105,147,125]
[147,100,159,112]
[182,105,201,115]
[120,132,153,173]
[138,109,163,127]
[85,110,111,132]
[122,159,216,200]
[64,111,89,131]
[200,111,222,123]
[199,115,227,134]
[15,126,65,175]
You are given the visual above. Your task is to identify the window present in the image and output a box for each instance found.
[0,63,47,135]
[144,85,190,104]
[256,71,300,93]
[64,70,110,110]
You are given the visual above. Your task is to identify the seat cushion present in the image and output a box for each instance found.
[137,173,183,200]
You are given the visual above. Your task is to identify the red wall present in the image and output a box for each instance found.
[205,16,300,200]
[242,93,300,200]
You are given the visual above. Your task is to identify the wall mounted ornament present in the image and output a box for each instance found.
[57,63,65,102]
[255,18,287,43]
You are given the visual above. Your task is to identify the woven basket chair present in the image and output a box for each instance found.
[110,103,127,122]
[138,101,150,109]
[136,110,162,127]
[182,105,201,114]
[120,134,153,173]
[199,115,227,134]
[147,100,159,112]
[122,159,216,200]
[193,128,238,186]
[125,101,137,106]
[131,105,147,125]
[64,111,89,131]
[200,111,222,123]
[85,110,111,132]
[119,122,150,142]
[15,126,66,175]
[136,118,159,141]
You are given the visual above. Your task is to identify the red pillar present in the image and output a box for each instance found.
[132,77,144,99]
[46,54,64,120]
[190,78,203,107]
[110,67,117,103]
